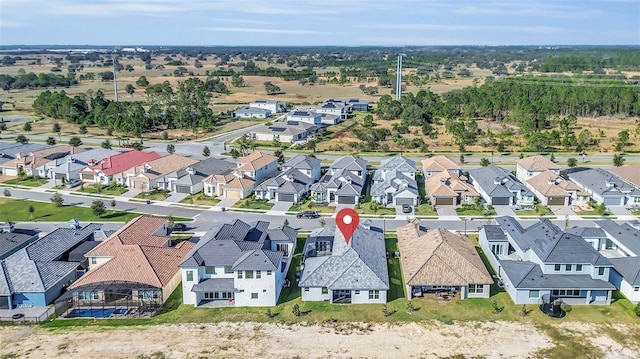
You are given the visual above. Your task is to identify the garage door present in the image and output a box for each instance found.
[55,173,66,180]
[81,173,94,181]
[175,185,191,194]
[548,197,565,206]
[603,197,620,206]
[435,197,455,206]
[338,196,355,204]
[278,193,295,202]
[396,197,414,206]
[225,190,242,199]
[492,197,510,206]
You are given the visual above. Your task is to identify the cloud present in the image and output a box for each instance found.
[452,2,605,19]
[352,23,563,34]
[0,19,25,28]
[201,27,326,35]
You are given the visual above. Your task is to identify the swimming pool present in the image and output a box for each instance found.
[66,308,118,318]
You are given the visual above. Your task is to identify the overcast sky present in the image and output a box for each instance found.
[1,0,639,46]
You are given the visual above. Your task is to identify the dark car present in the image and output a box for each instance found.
[296,211,320,219]
[172,223,187,231]
[401,204,412,213]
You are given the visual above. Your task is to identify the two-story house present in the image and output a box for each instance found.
[516,155,560,182]
[469,166,534,206]
[310,156,367,205]
[235,151,279,183]
[286,110,322,126]
[370,156,419,207]
[281,155,322,182]
[250,99,286,113]
[421,155,461,178]
[180,219,297,307]
[479,216,615,305]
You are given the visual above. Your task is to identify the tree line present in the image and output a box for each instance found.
[0,71,77,90]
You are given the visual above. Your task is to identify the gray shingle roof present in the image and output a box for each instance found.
[470,166,531,199]
[370,170,418,198]
[500,260,616,290]
[192,278,235,292]
[566,167,635,197]
[482,225,508,242]
[330,156,367,172]
[282,155,321,171]
[299,226,389,291]
[0,227,39,260]
[595,220,640,257]
[566,227,607,239]
[608,257,640,285]
[255,168,312,195]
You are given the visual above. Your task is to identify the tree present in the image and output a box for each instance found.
[91,200,107,217]
[264,81,281,95]
[549,153,555,163]
[292,304,301,317]
[567,157,578,167]
[162,131,169,140]
[3,188,10,197]
[125,84,135,96]
[53,122,61,140]
[101,139,112,149]
[459,154,465,163]
[136,76,149,87]
[613,153,625,167]
[229,148,241,159]
[50,192,64,207]
[202,145,210,157]
[362,114,374,128]
[79,124,88,134]
[23,122,32,131]
[231,73,245,87]
[480,158,491,167]
[46,136,57,145]
[69,136,83,148]
[166,144,176,154]
[28,205,34,220]
[110,199,117,208]
[15,135,28,144]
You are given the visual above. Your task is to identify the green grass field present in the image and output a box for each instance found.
[0,198,138,222]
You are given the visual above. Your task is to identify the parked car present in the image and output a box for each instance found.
[296,211,320,219]
[66,179,82,188]
[401,204,412,213]
[172,223,187,231]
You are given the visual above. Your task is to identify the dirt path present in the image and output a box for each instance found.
[0,321,637,359]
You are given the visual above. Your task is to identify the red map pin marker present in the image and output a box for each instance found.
[336,208,359,245]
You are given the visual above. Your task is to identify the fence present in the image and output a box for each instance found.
[0,307,55,325]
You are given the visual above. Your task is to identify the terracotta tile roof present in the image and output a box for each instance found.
[609,165,640,188]
[396,222,492,287]
[81,151,161,176]
[70,216,194,289]
[125,154,198,179]
[527,170,574,198]
[202,173,235,184]
[421,156,460,173]
[236,151,278,172]
[517,155,560,172]
[225,177,255,189]
[426,170,478,199]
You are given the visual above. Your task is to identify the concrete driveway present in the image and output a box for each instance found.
[608,206,635,220]
[165,192,189,203]
[436,206,459,220]
[494,206,515,217]
[266,201,293,216]
[215,197,239,210]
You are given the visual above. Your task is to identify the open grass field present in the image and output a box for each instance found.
[0,197,138,222]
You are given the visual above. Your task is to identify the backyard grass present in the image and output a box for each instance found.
[135,189,171,201]
[179,192,221,206]
[356,201,396,216]
[515,203,553,216]
[233,196,274,210]
[455,203,497,216]
[0,198,139,222]
[78,183,128,196]
[2,177,48,187]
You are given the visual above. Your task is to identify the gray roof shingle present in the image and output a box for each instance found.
[595,220,640,257]
[470,166,532,199]
[608,257,640,285]
[500,260,616,290]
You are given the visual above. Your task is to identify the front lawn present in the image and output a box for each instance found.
[456,203,496,216]
[179,192,221,206]
[633,209,640,217]
[356,201,396,215]
[233,196,274,210]
[0,198,139,222]
[78,183,128,196]
[414,203,437,216]
[3,177,48,187]
[289,200,335,214]
[515,204,553,216]
[574,209,615,217]
[135,189,171,201]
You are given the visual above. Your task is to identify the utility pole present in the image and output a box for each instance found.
[113,54,119,102]
[395,55,402,101]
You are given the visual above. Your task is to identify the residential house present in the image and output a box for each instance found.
[567,167,640,206]
[0,222,39,260]
[232,106,272,119]
[67,216,195,307]
[426,170,479,206]
[0,143,48,174]
[346,99,369,112]
[397,220,492,299]
[167,157,235,194]
[235,151,279,183]
[479,216,615,305]
[252,121,318,143]
[592,220,640,303]
[516,155,560,182]
[286,110,322,126]
[281,155,322,182]
[202,173,255,199]
[180,219,297,307]
[38,148,120,182]
[78,151,162,185]
[609,165,640,207]
[0,223,103,309]
[370,156,419,207]
[124,154,198,191]
[566,227,609,251]
[299,223,389,304]
[421,156,461,177]
[525,170,590,206]
[469,166,534,206]
[254,168,313,203]
[315,102,348,120]
[310,156,367,205]
[0,145,80,177]
[250,99,286,113]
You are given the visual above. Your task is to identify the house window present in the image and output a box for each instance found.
[321,287,328,294]
[552,289,580,297]
[256,270,261,279]
[576,264,583,271]
[491,244,504,255]
[369,290,380,300]
[237,271,243,279]
[276,243,288,252]
[186,271,193,282]
[91,257,97,265]
[267,270,272,275]
[634,287,639,292]
[224,266,233,274]
[565,264,572,271]
[355,290,360,295]
[598,267,605,276]
[138,290,159,299]
[251,292,258,299]
[205,266,216,275]
[245,270,254,279]
[469,284,484,294]
[529,290,540,298]
[304,287,309,292]
[554,264,561,271]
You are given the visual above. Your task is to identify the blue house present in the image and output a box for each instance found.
[0,223,103,309]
